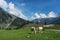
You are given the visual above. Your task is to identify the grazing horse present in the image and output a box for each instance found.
[38,27,43,33]
[31,27,36,34]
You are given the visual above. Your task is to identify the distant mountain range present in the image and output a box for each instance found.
[32,17,60,24]
[0,8,28,29]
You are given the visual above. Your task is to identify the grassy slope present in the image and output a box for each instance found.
[0,27,60,40]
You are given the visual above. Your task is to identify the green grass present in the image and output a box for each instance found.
[0,27,60,40]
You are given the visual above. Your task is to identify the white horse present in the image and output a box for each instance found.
[38,27,43,33]
[31,27,36,34]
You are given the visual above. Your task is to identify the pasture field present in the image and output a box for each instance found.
[0,27,60,40]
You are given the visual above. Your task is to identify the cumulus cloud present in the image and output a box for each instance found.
[8,2,28,20]
[9,2,14,10]
[31,13,47,20]
[31,11,57,20]
[0,0,8,10]
[35,13,40,18]
[0,0,28,20]
[40,13,47,18]
[48,11,57,18]
[31,13,40,20]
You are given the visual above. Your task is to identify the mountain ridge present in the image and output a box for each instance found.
[32,17,60,24]
[0,8,28,29]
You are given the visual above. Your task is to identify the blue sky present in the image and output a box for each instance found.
[0,0,60,20]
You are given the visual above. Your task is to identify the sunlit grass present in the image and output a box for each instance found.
[0,27,60,40]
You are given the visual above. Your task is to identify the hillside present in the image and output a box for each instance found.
[0,8,28,30]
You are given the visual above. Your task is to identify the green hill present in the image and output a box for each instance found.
[0,8,28,30]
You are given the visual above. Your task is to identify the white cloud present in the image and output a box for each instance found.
[8,2,28,20]
[0,0,28,20]
[48,11,57,18]
[35,13,40,18]
[31,11,57,20]
[0,0,8,10]
[40,13,47,18]
[31,13,46,20]
[31,13,40,20]
[9,2,14,10]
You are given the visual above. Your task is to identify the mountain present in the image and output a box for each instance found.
[46,17,60,24]
[0,8,28,30]
[32,17,60,24]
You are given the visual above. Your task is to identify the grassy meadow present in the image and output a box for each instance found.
[0,25,60,40]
